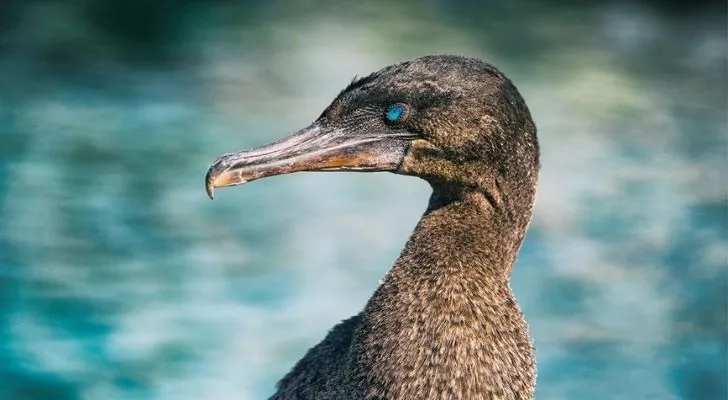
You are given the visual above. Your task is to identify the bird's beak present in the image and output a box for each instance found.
[205,123,411,199]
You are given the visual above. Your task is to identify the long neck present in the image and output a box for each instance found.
[349,188,536,399]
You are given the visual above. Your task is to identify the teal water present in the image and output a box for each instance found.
[1,2,726,399]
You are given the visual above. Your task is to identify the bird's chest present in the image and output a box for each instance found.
[347,291,533,400]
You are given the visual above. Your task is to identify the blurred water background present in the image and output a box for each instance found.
[1,1,726,399]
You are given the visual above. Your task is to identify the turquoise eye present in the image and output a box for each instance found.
[386,103,408,122]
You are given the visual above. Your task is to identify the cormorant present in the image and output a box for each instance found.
[206,55,540,400]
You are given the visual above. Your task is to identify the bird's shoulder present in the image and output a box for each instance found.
[269,314,361,400]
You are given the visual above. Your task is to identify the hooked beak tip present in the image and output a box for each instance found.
[205,157,250,199]
[205,170,215,200]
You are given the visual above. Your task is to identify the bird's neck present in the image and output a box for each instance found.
[350,187,535,399]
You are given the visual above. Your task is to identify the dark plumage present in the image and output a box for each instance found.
[206,55,540,400]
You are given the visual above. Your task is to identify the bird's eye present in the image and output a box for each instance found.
[385,103,409,123]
